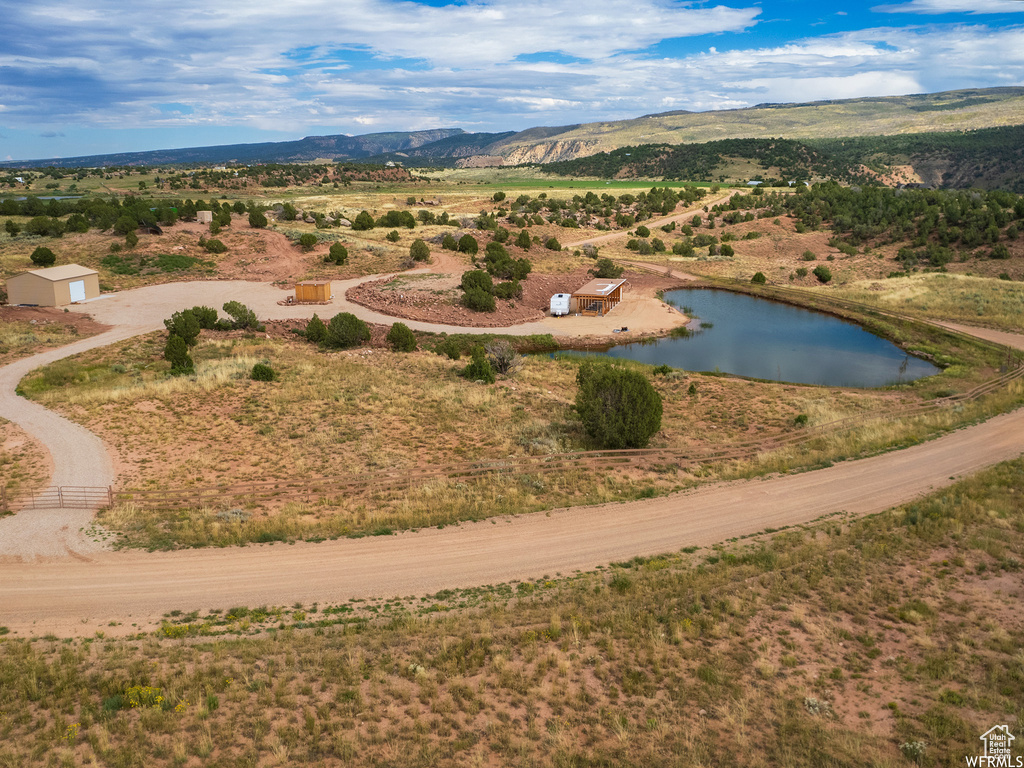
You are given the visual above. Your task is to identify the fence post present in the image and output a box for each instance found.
[108,486,114,506]
[0,485,6,513]
[57,486,64,509]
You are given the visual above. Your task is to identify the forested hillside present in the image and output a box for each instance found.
[542,126,1024,191]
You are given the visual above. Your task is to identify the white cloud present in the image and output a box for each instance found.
[728,71,924,103]
[2,1,1024,157]
[873,0,1024,13]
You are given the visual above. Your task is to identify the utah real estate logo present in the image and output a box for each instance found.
[966,725,1021,767]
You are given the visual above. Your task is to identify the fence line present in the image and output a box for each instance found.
[6,360,1017,515]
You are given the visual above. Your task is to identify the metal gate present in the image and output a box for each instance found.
[1,486,113,512]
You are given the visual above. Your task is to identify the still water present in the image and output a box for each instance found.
[560,288,940,388]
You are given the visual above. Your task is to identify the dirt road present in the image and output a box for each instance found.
[1,273,1022,637]
[2,405,1023,637]
[0,275,684,559]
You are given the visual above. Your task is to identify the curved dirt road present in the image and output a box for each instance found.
[2,405,1023,637]
[1,276,1022,636]
[0,275,680,559]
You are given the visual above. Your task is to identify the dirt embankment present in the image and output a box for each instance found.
[346,269,688,330]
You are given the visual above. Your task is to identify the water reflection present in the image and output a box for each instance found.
[558,288,939,388]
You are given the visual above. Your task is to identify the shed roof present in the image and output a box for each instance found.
[573,279,625,297]
[16,264,98,282]
[296,280,331,286]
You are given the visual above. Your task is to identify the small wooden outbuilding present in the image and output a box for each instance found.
[196,211,214,224]
[6,264,100,306]
[572,278,625,316]
[295,280,332,303]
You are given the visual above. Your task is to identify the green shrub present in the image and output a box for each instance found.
[222,301,264,331]
[376,210,416,229]
[591,258,624,279]
[575,361,662,449]
[461,287,496,312]
[409,239,430,262]
[442,233,457,251]
[325,312,370,348]
[164,334,194,375]
[112,215,137,236]
[461,346,495,383]
[190,306,218,329]
[251,363,276,381]
[812,265,832,284]
[203,238,227,254]
[635,225,650,238]
[163,310,201,346]
[386,322,417,352]
[515,230,532,250]
[156,253,200,272]
[328,242,348,265]
[802,250,816,261]
[298,233,318,251]
[457,234,479,255]
[30,246,56,267]
[545,237,561,251]
[751,272,767,284]
[493,280,522,300]
[352,211,375,230]
[720,243,734,257]
[101,254,139,275]
[435,338,461,360]
[305,313,327,343]
[248,210,268,228]
[461,270,493,294]
[386,230,401,243]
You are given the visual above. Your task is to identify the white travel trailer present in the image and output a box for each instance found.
[549,293,571,316]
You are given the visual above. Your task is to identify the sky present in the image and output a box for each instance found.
[1,0,1023,161]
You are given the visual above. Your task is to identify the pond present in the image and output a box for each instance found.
[558,288,940,388]
[2,195,83,201]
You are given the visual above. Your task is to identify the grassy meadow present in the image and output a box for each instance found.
[1,456,1022,766]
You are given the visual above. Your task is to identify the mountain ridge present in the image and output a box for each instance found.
[4,86,1023,170]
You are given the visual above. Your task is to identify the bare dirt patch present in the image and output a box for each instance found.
[0,418,51,503]
[0,305,111,365]
[347,267,689,329]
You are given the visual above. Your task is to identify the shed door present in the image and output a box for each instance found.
[69,280,86,302]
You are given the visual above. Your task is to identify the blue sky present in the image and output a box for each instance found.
[1,0,1023,161]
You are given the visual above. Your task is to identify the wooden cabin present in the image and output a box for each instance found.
[572,278,625,316]
[295,280,332,303]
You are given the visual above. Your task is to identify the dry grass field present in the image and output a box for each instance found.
[4,170,1024,766]
[0,418,49,506]
[0,456,1021,766]
[16,311,1019,548]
